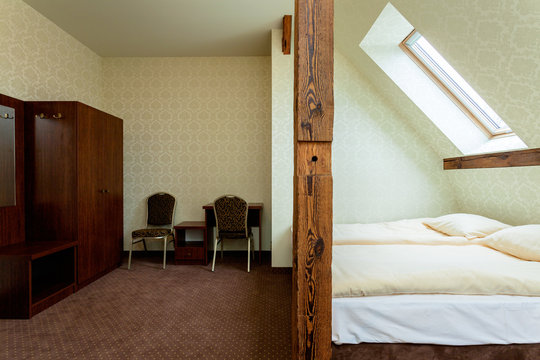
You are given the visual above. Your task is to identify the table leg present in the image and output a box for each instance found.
[258,209,262,264]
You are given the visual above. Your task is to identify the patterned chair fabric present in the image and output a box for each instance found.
[214,195,248,237]
[147,193,175,226]
[212,195,254,272]
[132,228,172,238]
[128,192,176,270]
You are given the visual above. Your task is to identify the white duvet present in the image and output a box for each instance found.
[333,218,473,246]
[332,244,540,298]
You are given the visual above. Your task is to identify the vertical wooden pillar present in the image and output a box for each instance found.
[292,0,334,359]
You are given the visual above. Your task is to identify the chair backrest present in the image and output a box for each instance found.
[213,195,248,237]
[146,192,176,227]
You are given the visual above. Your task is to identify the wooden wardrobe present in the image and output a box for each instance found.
[25,101,123,288]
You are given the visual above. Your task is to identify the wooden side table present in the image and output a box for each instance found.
[174,221,207,265]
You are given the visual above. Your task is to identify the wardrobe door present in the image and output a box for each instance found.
[77,104,109,285]
[77,103,123,286]
[100,113,123,269]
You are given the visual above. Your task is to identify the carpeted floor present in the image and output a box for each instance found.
[0,254,292,359]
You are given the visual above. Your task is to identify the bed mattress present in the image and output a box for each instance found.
[333,294,540,345]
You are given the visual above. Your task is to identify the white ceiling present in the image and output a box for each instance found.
[22,0,293,57]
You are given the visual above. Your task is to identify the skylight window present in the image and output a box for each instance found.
[401,30,512,137]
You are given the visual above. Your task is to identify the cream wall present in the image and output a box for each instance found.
[336,0,540,226]
[332,52,458,223]
[1,0,272,252]
[270,28,460,267]
[0,0,103,108]
[103,57,272,251]
[271,29,294,267]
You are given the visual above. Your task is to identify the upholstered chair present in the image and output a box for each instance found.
[212,195,254,272]
[128,192,176,269]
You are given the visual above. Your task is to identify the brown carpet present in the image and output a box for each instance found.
[0,254,291,359]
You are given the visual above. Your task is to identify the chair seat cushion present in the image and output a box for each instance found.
[219,231,252,239]
[132,228,172,238]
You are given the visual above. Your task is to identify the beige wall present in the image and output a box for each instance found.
[3,0,537,263]
[270,29,459,267]
[336,0,540,226]
[0,0,103,108]
[400,0,540,225]
[1,0,272,252]
[271,29,294,267]
[332,52,459,223]
[103,57,272,251]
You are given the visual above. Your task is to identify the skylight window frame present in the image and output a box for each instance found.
[400,30,513,139]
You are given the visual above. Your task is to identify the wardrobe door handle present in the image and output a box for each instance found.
[99,189,109,194]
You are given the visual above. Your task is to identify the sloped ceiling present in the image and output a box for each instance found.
[335,0,540,157]
[22,0,293,56]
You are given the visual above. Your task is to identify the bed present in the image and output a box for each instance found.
[331,214,540,346]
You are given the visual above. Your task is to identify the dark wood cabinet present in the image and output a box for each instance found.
[25,102,123,288]
[174,221,208,265]
[0,241,77,319]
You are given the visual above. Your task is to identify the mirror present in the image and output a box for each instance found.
[0,105,16,207]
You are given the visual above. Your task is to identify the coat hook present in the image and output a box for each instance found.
[52,113,63,119]
[1,113,14,119]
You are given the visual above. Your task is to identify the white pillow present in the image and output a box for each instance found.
[423,213,510,239]
[482,225,540,261]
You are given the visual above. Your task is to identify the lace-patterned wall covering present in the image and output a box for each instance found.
[271,31,459,266]
[332,52,459,224]
[102,57,271,251]
[398,0,540,225]
[0,0,103,109]
[336,0,540,225]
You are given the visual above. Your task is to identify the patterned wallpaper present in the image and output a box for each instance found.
[0,0,103,108]
[332,52,459,223]
[271,30,459,266]
[3,0,537,264]
[336,0,540,226]
[102,57,271,251]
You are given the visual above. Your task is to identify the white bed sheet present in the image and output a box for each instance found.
[333,294,540,345]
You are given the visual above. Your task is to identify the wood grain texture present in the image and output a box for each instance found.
[0,94,25,247]
[0,241,76,318]
[293,0,334,358]
[0,256,29,318]
[283,15,292,55]
[294,0,334,142]
[77,102,123,285]
[24,102,78,243]
[25,101,123,288]
[444,148,540,170]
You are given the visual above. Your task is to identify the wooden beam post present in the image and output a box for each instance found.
[444,148,540,170]
[283,15,292,54]
[292,0,334,359]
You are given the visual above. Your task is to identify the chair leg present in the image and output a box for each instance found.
[162,237,167,269]
[212,237,218,272]
[221,238,224,259]
[247,237,251,273]
[251,237,255,260]
[128,239,134,270]
[142,239,147,252]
